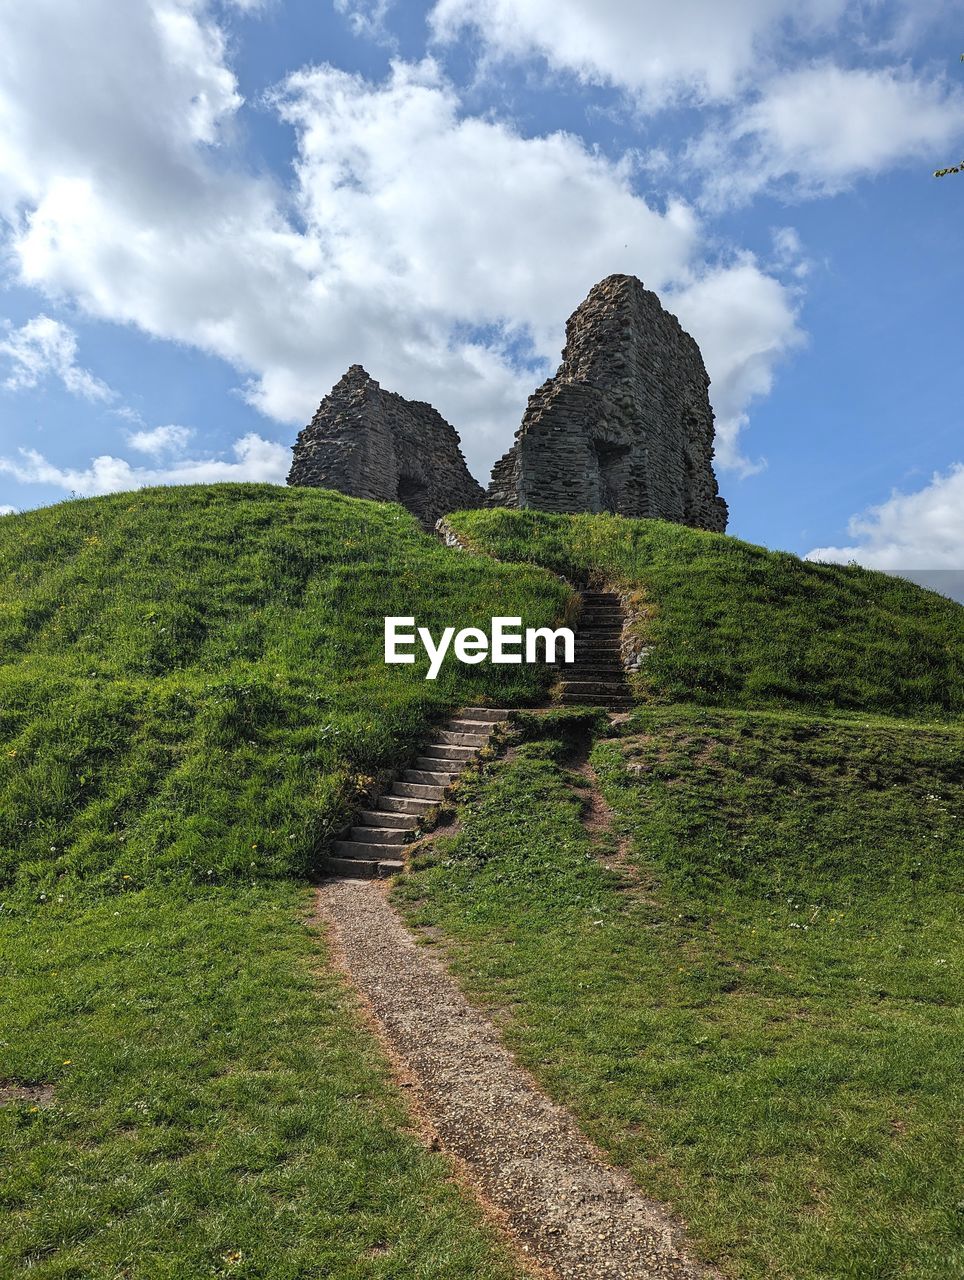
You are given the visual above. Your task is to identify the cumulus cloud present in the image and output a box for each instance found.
[694,63,964,207]
[0,505,16,516]
[428,0,848,106]
[0,315,114,402]
[669,262,804,473]
[0,0,804,483]
[807,465,964,570]
[127,424,194,456]
[0,434,290,497]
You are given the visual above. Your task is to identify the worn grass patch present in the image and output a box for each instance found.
[0,886,525,1280]
[396,711,964,1280]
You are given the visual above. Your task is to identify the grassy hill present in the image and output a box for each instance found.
[0,485,568,897]
[446,507,964,717]
[1,486,961,1279]
[402,508,964,1280]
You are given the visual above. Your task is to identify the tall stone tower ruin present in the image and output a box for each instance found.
[487,275,728,531]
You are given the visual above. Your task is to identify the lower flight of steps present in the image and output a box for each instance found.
[558,589,633,711]
[326,708,511,879]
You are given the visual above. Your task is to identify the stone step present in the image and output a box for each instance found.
[358,809,414,829]
[562,702,633,712]
[414,756,460,774]
[461,708,512,722]
[447,719,498,733]
[423,744,476,760]
[332,839,404,860]
[392,781,448,800]
[402,768,456,786]
[437,730,489,746]
[560,679,631,693]
[560,690,631,703]
[327,855,404,879]
[377,795,437,815]
[350,825,408,845]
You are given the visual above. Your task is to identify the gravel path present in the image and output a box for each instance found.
[315,878,721,1280]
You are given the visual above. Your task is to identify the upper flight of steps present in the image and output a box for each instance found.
[327,708,510,879]
[558,589,633,711]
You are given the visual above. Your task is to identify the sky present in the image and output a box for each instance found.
[0,0,962,585]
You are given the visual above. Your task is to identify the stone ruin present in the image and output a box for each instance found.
[287,275,727,532]
[287,364,484,529]
[488,275,727,530]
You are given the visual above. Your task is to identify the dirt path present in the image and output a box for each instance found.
[315,878,721,1280]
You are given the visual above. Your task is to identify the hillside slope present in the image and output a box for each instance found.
[0,484,569,895]
[3,486,962,1279]
[447,508,964,717]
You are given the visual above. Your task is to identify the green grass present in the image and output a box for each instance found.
[396,710,964,1279]
[4,488,963,1278]
[0,485,570,895]
[447,507,964,717]
[0,484,570,1277]
[0,886,525,1279]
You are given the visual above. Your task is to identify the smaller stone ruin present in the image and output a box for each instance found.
[287,365,484,528]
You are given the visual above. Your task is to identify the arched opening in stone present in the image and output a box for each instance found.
[397,472,430,523]
[592,437,633,514]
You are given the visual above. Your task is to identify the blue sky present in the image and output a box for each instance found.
[0,0,962,578]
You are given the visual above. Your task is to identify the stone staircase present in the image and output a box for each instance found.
[327,708,510,878]
[558,589,632,710]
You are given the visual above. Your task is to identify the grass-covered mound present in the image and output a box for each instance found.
[398,708,964,1279]
[0,485,569,896]
[447,508,964,717]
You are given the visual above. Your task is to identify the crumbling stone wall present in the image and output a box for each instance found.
[287,365,484,528]
[487,275,728,531]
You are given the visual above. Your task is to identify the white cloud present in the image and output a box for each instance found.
[694,63,964,207]
[428,0,848,106]
[334,0,396,45]
[807,465,964,570]
[0,505,16,516]
[0,315,114,402]
[669,262,804,473]
[127,424,194,456]
[0,433,290,497]
[0,2,802,481]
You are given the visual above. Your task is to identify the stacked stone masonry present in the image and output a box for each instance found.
[287,275,727,532]
[287,365,485,529]
[488,275,727,530]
